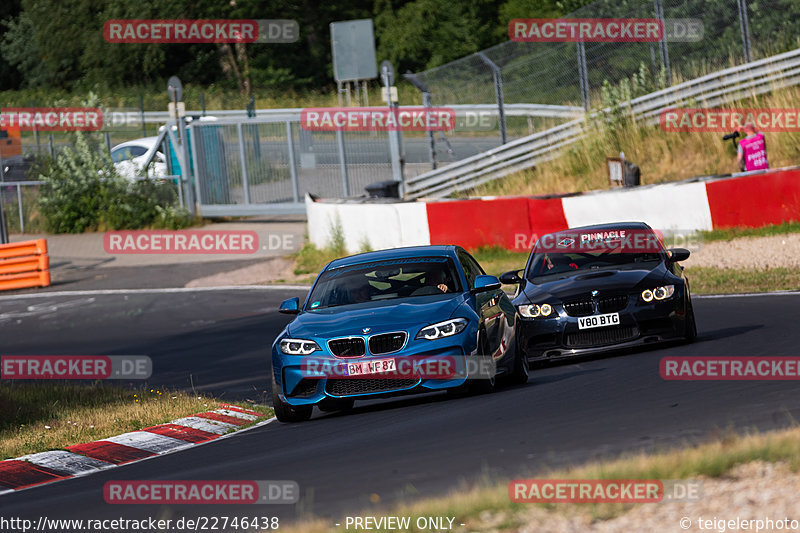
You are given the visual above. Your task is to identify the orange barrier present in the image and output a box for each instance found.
[0,239,50,291]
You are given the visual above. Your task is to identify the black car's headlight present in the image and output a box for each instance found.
[416,318,468,340]
[518,303,555,318]
[279,338,320,355]
[641,285,675,302]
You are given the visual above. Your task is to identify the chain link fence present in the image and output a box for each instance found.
[410,0,798,147]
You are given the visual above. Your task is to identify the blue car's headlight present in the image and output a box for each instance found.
[279,338,320,355]
[416,318,468,340]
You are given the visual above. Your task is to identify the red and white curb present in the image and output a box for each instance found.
[0,404,272,495]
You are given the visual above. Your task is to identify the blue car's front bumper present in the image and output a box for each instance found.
[272,330,479,405]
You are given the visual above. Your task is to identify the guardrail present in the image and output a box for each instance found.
[140,103,585,123]
[404,47,800,199]
[0,239,50,291]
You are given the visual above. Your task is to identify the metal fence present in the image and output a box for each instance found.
[186,105,581,216]
[411,0,795,113]
[405,46,800,198]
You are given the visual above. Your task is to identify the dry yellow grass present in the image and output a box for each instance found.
[281,425,800,533]
[473,85,800,198]
[0,382,272,459]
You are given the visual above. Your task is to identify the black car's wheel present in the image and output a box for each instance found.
[271,373,313,422]
[508,348,529,385]
[684,299,697,342]
[317,398,355,412]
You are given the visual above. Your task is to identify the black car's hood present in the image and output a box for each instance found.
[520,264,668,302]
[288,294,467,338]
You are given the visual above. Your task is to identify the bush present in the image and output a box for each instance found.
[37,131,194,233]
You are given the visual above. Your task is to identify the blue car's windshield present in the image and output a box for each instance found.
[306,257,462,310]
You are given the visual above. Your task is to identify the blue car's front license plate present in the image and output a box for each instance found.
[343,357,397,376]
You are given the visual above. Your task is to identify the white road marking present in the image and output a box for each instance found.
[0,285,311,302]
[17,451,114,476]
[694,290,800,299]
[169,416,239,434]
[0,298,96,321]
[213,409,258,421]
[105,431,192,454]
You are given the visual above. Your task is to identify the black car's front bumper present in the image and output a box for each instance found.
[517,295,690,361]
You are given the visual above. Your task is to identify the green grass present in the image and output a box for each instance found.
[687,267,800,294]
[0,382,272,459]
[699,221,800,243]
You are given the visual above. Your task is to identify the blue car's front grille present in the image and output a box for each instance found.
[326,378,418,396]
[328,337,366,357]
[368,332,407,354]
[289,378,319,398]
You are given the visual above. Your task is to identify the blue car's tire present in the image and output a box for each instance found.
[271,374,313,423]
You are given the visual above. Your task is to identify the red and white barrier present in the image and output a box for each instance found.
[0,404,269,494]
[306,166,800,253]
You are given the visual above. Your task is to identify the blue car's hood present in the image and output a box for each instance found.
[289,295,468,338]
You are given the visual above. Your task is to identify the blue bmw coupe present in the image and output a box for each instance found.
[271,245,527,422]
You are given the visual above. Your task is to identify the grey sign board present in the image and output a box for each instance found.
[330,19,377,82]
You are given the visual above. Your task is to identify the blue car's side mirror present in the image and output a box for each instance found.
[472,275,501,293]
[279,297,300,314]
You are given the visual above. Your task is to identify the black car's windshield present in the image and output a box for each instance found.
[525,229,665,281]
[306,256,462,310]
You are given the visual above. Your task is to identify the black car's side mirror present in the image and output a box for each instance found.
[667,248,690,262]
[279,297,300,314]
[499,270,523,284]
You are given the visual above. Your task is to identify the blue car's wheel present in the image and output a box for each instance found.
[271,373,313,423]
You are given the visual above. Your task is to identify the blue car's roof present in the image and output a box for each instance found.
[324,245,459,270]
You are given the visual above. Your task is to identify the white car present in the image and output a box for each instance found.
[110,137,168,181]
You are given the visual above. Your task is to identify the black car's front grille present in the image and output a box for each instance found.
[597,294,628,313]
[328,337,366,357]
[566,326,639,347]
[289,378,319,398]
[563,299,595,317]
[325,378,418,396]
[368,332,407,354]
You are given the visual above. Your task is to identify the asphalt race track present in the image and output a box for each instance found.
[3,288,800,527]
